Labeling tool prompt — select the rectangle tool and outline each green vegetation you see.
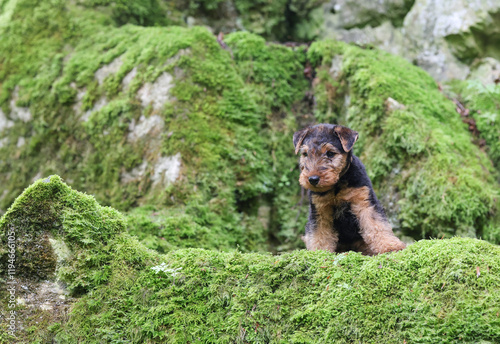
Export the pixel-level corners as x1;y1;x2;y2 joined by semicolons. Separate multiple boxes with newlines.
80;0;326;41
0;0;312;253
308;41;500;242
1;2;500;341
448;80;500;172
1;177;499;343
1;0;499;253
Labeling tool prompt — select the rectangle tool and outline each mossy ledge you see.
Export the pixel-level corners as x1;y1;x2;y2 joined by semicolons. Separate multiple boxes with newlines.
1;0;499;252
1;176;499;343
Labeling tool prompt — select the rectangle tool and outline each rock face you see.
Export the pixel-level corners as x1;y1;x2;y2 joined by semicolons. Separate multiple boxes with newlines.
324;0;414;29
468;57;500;86
322;0;500;81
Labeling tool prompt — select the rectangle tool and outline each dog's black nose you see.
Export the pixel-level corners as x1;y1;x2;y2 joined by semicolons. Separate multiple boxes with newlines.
308;175;320;186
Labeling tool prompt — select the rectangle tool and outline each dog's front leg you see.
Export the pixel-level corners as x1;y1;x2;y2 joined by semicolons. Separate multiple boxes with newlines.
350;202;406;254
303;219;339;252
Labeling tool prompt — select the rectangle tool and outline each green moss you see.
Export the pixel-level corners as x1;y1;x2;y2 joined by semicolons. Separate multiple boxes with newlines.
0;175;143;290
58;238;500;343
308;41;499;242
2;174;500;343
0;1;313;253
448;80;500;172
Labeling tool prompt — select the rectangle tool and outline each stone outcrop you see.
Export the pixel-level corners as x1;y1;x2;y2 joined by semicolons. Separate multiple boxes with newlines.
321;0;500;81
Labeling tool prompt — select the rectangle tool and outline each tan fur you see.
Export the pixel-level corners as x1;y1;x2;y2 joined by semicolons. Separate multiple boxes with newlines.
334;126;359;152
298;145;347;193
303;193;339;252
310;186;406;255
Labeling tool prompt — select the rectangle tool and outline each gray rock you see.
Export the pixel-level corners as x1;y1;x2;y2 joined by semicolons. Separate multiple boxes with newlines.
324;0;414;29
70;82;86;115
385;97;406;112
320;0;500;81
95;57;123;85
468;57;500;86
10;86;32;122
122;66;138;90
323;21;408;58
49;238;72;266
329;55;343;79
137;72;175;111
403;0;500;80
152;153;182;186
127;115;164;143
121;161;148;184
0;108;14;133
16;136;25;148
0;137;8;148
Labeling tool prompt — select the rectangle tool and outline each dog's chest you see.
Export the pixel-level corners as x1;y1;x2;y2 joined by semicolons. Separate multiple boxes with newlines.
332;203;362;243
311;194;362;243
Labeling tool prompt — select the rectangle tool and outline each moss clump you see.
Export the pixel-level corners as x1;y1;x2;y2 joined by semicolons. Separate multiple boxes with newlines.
60;238;500;343
307;41;500;242
2;175;500;343
0;176;154;292
0;176;157;342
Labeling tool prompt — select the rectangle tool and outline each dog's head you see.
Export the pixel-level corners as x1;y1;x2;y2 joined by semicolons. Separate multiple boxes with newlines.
293;124;358;192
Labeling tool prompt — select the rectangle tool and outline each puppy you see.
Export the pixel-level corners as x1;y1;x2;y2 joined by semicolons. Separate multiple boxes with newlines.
293;124;406;255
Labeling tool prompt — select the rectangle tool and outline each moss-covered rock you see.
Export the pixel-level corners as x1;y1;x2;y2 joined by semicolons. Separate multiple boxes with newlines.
60;239;500;343
308;40;500;242
1;177;499;343
1;0;499;256
0;0;313;252
0;176;155;342
0;176;147;292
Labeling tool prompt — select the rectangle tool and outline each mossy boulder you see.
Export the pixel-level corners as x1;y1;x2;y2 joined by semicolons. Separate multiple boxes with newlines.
0;0;312;252
1;177;500;343
1;0;499;254
0;176;146;292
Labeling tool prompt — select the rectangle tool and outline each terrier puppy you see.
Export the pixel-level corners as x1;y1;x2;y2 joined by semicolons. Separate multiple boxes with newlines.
293;124;406;255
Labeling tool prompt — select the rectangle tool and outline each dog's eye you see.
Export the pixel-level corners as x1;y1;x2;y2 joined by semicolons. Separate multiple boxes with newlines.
326;151;335;158
302;152;308;157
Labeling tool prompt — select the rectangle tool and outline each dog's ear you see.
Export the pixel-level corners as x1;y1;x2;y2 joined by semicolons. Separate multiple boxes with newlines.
334;125;359;152
293;127;311;155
